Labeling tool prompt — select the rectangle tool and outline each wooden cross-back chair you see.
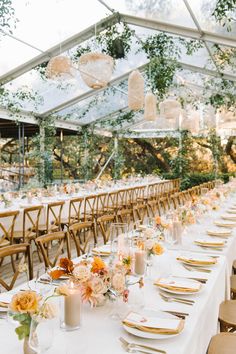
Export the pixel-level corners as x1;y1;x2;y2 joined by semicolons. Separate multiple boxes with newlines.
105;190;119;219
117;189;133;227
0;243;33;291
61;197;84;229
13;205;43;243
36;231;71;269
97;214;116;244
38;201;65;234
69;222;94;256
0;210;19;247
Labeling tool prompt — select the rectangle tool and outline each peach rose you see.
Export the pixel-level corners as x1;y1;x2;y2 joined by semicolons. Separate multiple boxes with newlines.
56;283;70;296
10;291;39;313
152;243;164;255
112;272;125;294
73;265;90;282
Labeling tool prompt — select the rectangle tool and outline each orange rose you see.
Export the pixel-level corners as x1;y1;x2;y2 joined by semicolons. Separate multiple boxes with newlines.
59;258;74;273
10;291;40;313
91;257;106;273
152;243;164;255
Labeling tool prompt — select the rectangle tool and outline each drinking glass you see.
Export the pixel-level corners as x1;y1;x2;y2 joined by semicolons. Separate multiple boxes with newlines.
110;223;128;257
29;269;52;296
29;315;55;353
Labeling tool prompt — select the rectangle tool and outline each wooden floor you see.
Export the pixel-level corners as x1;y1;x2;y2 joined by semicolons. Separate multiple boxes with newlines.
0;235;102;292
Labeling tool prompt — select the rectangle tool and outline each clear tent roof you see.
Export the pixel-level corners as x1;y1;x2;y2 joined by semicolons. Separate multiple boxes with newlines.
0;0;236;135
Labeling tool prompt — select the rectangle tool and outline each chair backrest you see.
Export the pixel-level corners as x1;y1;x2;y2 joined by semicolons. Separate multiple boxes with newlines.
69;222;92;256
36;231;71;269
94;193;107;216
0;210;19;245
84;195;97;221
0;243;32;291
106;191;119;211
68;197;84;225
97;214;115;243
46;201;65;233
23;205;43;241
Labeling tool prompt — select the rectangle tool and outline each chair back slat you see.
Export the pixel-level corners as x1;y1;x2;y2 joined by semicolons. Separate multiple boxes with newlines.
0;210;19;245
0;243;32;291
46;201;65;232
23;205;43;241
36;231;70;269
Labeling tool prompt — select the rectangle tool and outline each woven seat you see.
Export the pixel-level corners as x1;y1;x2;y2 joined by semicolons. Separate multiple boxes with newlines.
207;333;236;354
13;230;36;239
219;300;236;332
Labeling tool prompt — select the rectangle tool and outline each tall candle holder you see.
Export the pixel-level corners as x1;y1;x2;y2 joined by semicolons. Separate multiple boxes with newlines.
60;280;81;331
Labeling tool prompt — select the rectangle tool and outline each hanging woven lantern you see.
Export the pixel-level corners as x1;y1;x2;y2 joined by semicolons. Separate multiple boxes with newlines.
181;110;200;134
204;106;216;129
159;99;181;119
46;56;73;79
128;70;144;111
78;52;114;89
144;92;157;121
220;109;236;122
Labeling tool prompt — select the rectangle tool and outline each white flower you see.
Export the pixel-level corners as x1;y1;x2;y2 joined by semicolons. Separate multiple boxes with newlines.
73;265;90;282
143;228;155;239
90;276;107;295
145;239;154;250
112;272;125;294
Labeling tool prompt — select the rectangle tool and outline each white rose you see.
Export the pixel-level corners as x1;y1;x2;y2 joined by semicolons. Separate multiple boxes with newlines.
73;265;90;282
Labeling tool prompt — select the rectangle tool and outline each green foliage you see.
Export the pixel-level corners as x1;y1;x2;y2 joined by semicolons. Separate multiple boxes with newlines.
212;0;236;31
12;313;31;340
0;0;18;33
96;21;134;59
146;58;180;98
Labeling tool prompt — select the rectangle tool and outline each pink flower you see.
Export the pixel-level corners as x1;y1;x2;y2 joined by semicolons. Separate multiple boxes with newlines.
112;272;125;294
123;289;129;303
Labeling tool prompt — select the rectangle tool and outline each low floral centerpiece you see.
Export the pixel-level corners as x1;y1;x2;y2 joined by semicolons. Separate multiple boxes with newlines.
50;257;143;308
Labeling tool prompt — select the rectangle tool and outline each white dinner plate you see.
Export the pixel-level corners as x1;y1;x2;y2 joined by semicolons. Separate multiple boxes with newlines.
155;277;202;295
122;309;182;339
177;254;217;267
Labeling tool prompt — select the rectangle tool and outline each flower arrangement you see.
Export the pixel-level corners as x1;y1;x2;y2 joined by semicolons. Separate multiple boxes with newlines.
51;257;143;308
145;239;164;257
9;291;58;340
154;216;169;231
178;208;196;226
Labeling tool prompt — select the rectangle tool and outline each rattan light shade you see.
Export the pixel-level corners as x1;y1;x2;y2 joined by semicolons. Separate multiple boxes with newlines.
78;52;114;89
159;99;181;119
128;70;144;111
144;92;157;121
46;56;73;79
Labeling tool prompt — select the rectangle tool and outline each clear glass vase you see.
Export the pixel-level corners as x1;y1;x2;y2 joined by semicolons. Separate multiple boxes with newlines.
28;316;55;354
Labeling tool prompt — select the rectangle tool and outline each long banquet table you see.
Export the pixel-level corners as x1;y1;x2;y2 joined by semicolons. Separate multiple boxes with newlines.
1;186;236;354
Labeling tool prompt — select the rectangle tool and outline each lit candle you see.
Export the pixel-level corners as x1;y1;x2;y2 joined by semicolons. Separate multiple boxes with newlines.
64;281;81;329
27;192;32;204
134;244;146;275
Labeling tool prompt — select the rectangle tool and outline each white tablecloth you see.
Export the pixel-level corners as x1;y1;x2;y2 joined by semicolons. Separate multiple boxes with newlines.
0;189;236;354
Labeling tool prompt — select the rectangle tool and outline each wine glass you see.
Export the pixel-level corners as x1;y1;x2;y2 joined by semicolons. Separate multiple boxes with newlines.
29;269;52;296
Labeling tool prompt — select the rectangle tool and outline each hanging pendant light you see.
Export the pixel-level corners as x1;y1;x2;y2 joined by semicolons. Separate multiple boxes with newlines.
159;99;181;119
46;56;74;79
78;52;114;89
144;92;157;121
128;70;144;111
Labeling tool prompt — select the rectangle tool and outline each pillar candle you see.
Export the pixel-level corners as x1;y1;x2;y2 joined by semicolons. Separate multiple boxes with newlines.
173;221;183;244
64;282;81;328
117;233;125;254
134;249;145;275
